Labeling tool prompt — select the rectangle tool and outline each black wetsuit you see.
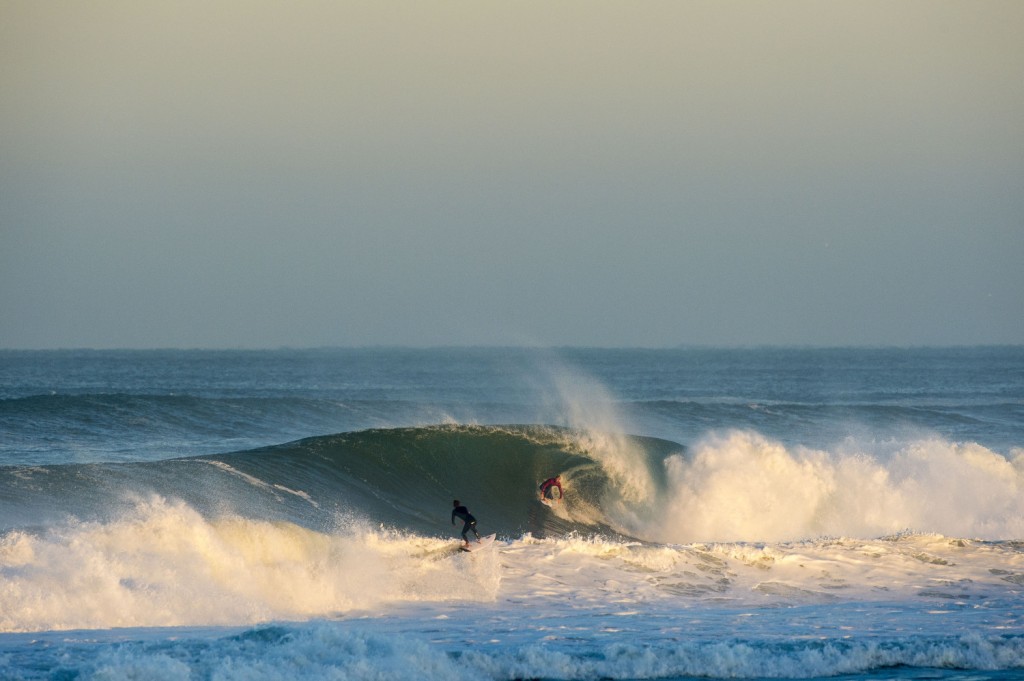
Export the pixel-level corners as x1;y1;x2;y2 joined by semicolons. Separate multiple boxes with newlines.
451;505;480;542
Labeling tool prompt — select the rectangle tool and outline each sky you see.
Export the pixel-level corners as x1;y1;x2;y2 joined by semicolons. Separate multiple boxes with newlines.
1;1;1022;349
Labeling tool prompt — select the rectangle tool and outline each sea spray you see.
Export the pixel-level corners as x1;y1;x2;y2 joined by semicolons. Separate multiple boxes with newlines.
544;362;670;541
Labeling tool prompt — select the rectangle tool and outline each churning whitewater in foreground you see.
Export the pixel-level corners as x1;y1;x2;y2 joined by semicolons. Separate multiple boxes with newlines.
1;347;1022;680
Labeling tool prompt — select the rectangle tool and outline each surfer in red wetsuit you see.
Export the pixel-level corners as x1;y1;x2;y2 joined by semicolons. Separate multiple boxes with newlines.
539;475;563;502
451;500;481;546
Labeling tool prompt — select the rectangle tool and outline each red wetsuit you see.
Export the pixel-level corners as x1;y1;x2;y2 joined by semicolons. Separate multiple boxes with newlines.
539;477;562;499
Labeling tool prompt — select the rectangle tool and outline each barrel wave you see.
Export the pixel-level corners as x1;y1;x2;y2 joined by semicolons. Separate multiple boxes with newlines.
0;424;680;633
0;424;680;541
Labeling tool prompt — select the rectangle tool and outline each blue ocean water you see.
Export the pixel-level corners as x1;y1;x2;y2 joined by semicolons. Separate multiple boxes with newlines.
1;347;1022;680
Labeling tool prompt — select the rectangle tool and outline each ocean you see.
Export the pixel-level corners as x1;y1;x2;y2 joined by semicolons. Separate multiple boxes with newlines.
1;346;1022;680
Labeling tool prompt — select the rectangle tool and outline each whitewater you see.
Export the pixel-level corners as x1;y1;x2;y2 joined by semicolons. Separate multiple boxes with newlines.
1;347;1022;680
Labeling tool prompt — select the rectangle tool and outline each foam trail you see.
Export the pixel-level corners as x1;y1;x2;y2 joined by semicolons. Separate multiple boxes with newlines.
201;459;321;508
655;430;1024;543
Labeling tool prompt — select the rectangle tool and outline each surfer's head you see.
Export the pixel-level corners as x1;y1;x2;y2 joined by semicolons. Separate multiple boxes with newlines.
453;499;460;507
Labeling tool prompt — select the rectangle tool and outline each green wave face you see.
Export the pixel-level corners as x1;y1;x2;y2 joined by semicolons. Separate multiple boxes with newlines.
210;424;684;540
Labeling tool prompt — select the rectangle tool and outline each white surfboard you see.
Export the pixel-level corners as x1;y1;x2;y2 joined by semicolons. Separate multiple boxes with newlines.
460;533;496;552
540;488;563;507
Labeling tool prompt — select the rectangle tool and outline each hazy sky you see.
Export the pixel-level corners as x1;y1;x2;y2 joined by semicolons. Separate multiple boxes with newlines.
2;1;1022;348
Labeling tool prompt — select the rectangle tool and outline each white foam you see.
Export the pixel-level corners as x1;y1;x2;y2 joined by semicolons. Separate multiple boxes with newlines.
28;607;1024;681
9;499;1022;635
0;497;499;633
3;525;1024;678
638;430;1024;543
75;626;1024;679
537;357;1024;544
497;532;1024;610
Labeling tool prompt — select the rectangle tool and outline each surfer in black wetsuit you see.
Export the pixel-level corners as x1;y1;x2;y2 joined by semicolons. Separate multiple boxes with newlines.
451;500;481;546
